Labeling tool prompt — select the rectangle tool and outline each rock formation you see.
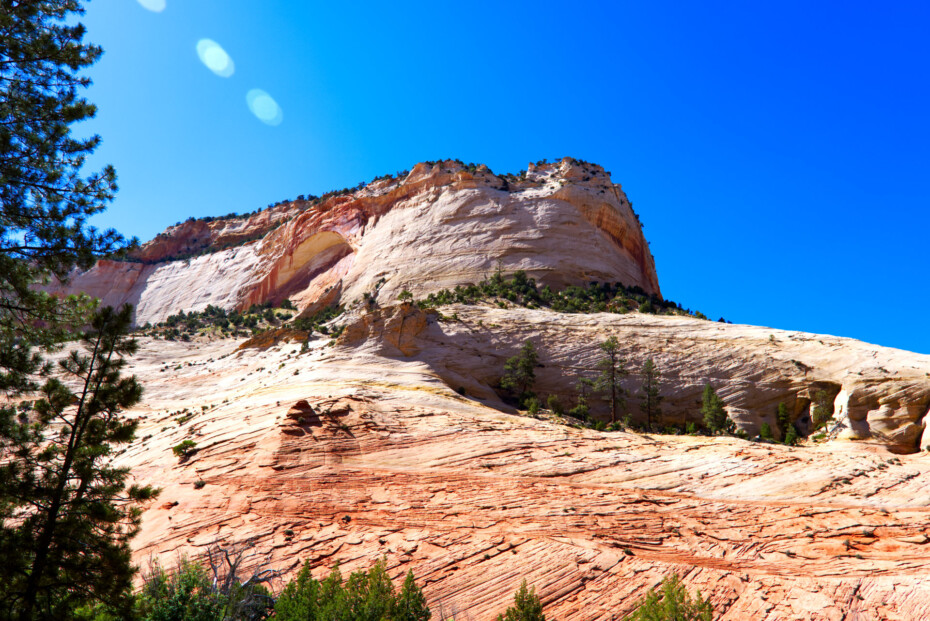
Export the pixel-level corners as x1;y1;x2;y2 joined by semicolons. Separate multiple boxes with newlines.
50;158;930;618
59;158;659;325
340;304;930;454
115;316;930;620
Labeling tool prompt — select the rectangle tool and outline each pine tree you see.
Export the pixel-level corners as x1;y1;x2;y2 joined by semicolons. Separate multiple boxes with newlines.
625;573;712;621
775;402;791;441
274;560;430;621
500;340;539;406
0;305;159;618
0;1;132;397
392;571;431;621
0;5;142;614
497;580;545;621
569;377;595;421
811;390;834;432
596;336;627;424
701;383;731;434
638;358;663;429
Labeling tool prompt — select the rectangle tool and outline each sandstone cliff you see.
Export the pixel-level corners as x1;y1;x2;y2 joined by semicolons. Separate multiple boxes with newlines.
113;315;930;620
59;158;659;325
52;157;930;618
340;304;930;454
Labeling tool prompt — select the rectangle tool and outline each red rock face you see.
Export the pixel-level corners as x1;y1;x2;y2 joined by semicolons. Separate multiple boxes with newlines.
131;203;300;264
56;158;661;324
119;329;930;621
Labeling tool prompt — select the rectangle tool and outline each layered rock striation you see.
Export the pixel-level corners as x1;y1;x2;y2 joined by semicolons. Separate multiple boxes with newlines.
50;157;930;617
59;158;659;325
340;304;930;453
116;321;930;620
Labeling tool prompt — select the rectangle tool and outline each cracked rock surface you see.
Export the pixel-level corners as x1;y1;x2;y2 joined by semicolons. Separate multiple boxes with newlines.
117;306;930;620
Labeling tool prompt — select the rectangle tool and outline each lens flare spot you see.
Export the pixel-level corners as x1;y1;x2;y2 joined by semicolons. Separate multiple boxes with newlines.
246;89;283;126
137;0;166;12
196;39;234;78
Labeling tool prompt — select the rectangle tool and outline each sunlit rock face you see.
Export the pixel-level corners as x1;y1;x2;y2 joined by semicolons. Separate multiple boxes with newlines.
52;157;930;618
57;158;660;325
116;311;930;620
337;303;930;454
55;158;930;452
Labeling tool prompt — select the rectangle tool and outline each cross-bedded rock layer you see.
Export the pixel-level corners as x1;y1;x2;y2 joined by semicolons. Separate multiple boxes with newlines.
59;158;659;325
117;304;930;620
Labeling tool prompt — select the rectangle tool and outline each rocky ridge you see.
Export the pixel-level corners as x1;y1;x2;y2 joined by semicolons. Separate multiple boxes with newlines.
52;158;930;618
115;309;930;620
61;158;659;325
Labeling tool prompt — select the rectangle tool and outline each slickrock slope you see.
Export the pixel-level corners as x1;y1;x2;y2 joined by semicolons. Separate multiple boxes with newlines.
340;304;930;454
115;303;930;620
59;158;659;325
54;157;930;617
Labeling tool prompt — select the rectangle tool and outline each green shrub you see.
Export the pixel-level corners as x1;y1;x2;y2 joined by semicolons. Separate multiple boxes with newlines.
568;403;589;421
136;547;275;621
760;422;773;440
135;559;227;621
546;394;563;415
496;580;545;621
422;272;710;320
275;560;430;621
172;439;198;458
625;574;712;620
526;397;540;415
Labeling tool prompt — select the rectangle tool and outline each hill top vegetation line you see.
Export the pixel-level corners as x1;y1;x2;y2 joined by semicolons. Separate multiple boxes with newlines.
422;268;725;322
111;157;626;265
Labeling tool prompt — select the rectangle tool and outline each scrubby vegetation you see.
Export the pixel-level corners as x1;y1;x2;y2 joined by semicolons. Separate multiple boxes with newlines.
172;439;198;459
138;300;344;343
496;580;545;621
495;337;799;445
423;269;718;321
624;574;713;621
94;549;562;621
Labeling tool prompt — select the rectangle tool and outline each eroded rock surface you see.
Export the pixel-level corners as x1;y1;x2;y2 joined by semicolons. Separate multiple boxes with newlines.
57;158;659;325
116;310;930;620
340;304;930;454
51;157;930;617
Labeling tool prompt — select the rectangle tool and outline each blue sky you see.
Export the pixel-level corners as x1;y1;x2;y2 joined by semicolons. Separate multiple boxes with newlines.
80;1;929;353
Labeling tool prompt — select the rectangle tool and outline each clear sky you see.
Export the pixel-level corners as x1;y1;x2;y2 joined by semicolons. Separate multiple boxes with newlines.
79;1;929;353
